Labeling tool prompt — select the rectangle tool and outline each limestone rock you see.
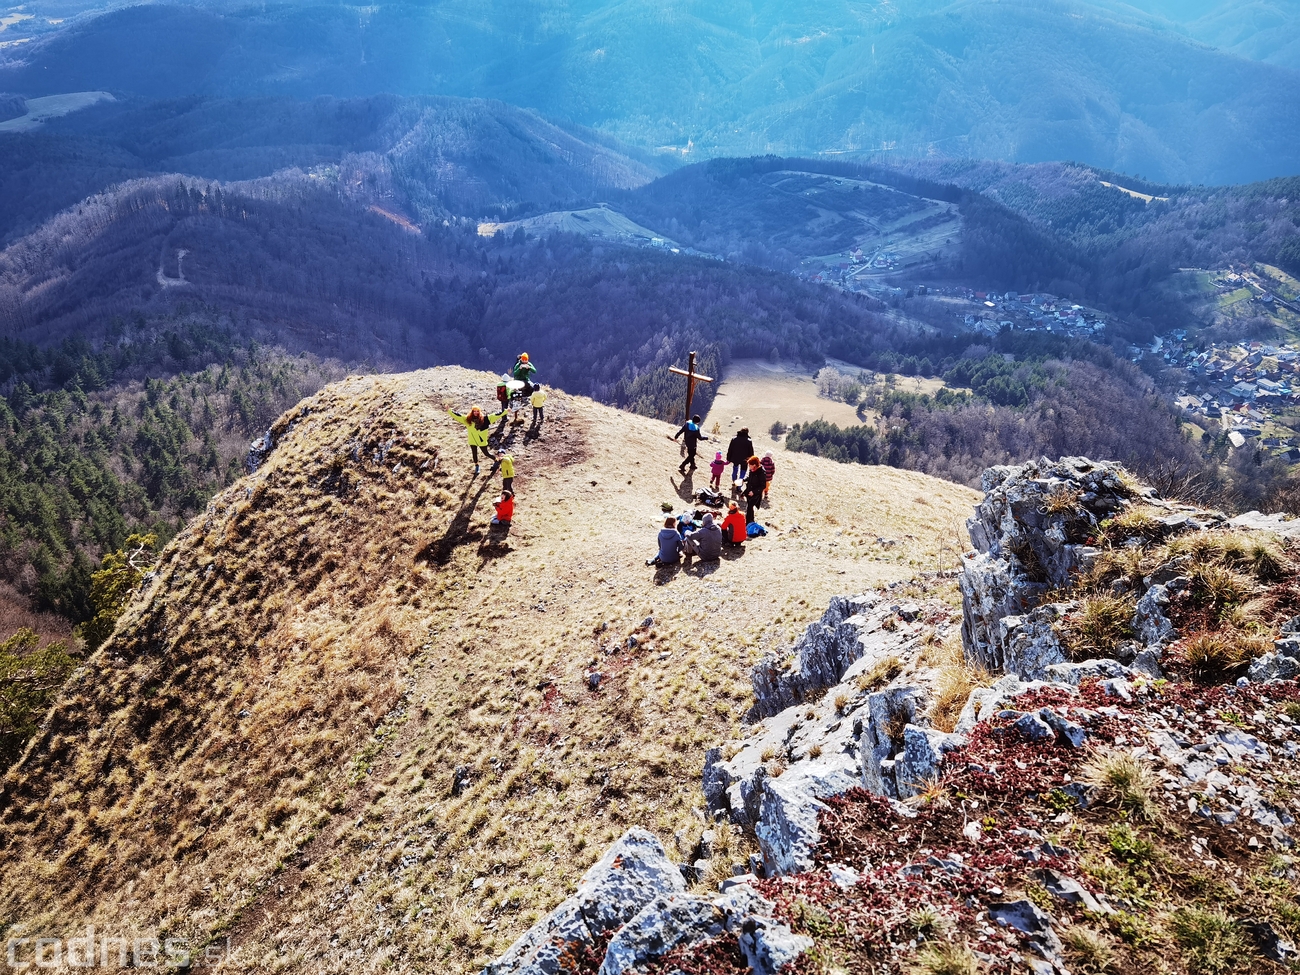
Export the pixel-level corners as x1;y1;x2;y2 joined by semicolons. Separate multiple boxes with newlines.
894;725;967;798
484;828;685;974
1134;584;1177;647
599;893;722;975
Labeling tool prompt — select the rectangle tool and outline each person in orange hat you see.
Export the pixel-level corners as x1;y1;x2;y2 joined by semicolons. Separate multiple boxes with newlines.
512;352;538;393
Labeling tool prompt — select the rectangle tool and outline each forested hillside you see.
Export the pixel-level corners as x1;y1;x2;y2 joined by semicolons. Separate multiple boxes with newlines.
5;0;1300;184
0;94;659;243
0;333;341;626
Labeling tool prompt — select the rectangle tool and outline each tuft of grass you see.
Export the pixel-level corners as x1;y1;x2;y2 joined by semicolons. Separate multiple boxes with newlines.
1061;595;1136;660
1063;925;1115;974
1189;564;1256;613
1106;822;1158;865
857;654;903;692
909;941;978;975
833;690;854;714
1101;507;1164;544
1168;907;1253;975
1181;631;1259;684
1246;539;1290;582
1042;487;1085;515
1283;701;1300;723
1082;749;1161;821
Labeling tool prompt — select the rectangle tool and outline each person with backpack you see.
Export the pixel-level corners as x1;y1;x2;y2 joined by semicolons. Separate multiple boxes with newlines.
743;455;767;523
720;502;747;546
448;405;507;473
726;428;754;485
672;414;708;475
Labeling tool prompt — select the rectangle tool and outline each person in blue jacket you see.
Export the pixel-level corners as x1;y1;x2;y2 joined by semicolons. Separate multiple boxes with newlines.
672;414;707;475
646;516;683;566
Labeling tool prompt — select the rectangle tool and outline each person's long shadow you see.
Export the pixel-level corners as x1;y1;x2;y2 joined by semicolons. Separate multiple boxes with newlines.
683;557;722;578
670;472;696;503
420;476;494;565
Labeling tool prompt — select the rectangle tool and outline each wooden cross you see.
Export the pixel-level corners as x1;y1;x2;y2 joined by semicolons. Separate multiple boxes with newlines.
669;351;715;421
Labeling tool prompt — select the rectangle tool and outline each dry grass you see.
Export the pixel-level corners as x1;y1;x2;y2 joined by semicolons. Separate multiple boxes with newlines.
1181;630;1267;683
909;941;979;975
1041;486;1085;514
1060;594;1136;660
857;654;904;692
1063;924;1115;973
0;367;980;975
1082;749;1162;822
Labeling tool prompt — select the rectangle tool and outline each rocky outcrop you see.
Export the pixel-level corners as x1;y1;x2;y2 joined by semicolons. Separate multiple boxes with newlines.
484;828;686;974
485;830;809;975
747;592;925;719
959;457;1228;678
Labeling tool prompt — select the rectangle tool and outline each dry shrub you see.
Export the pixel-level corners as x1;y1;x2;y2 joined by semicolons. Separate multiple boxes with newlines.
909;941;978;975
1063;924;1115;974
928;664;989;734
1042;487;1085;515
1188;564;1256;613
1101;508;1164;544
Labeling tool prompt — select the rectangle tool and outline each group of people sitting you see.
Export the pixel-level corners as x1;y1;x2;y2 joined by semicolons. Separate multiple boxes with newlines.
646;500;751;567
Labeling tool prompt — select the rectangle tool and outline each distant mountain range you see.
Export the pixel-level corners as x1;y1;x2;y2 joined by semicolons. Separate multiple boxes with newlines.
3;0;1300;184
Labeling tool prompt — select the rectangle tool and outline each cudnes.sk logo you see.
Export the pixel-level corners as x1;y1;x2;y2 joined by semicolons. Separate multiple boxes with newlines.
4;928;230;969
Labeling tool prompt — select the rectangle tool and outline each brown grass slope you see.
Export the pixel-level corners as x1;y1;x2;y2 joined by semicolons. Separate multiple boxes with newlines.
0;366;978;972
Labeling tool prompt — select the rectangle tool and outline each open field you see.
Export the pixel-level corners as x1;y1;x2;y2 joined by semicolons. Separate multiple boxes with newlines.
0;90;114;132
702;358;865;444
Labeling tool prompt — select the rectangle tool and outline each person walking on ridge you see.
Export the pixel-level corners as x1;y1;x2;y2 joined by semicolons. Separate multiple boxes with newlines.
726;428;754;487
672;413;707;475
448;405;507;473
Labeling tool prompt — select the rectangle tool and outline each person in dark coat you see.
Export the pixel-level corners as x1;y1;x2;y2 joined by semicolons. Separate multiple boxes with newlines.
726;428;754;484
684;512;723;561
672;414;707;474
743;455;767;524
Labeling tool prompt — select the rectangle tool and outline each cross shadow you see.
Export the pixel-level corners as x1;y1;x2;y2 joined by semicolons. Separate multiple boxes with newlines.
420;476;494;565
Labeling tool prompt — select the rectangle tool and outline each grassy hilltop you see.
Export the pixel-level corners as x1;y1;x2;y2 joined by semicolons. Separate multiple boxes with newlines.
0;366;977;972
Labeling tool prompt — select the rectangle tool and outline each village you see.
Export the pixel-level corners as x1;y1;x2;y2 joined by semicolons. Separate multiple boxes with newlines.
800;244;1300;467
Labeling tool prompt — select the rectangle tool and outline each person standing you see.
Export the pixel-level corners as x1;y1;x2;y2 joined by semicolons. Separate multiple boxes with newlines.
498;453;515;494
448;405;507;473
530;385;547;430
708;451;726;491
512;352;538;393
672;414;707;475
726;428;754;485
760;452;776;500
743;455;767;524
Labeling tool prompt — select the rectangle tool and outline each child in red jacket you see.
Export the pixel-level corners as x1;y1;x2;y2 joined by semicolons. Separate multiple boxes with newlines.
492;490;514;525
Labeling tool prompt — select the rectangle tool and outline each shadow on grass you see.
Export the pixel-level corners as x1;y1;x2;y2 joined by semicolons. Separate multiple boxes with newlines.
670;473;696;504
419;475;494;565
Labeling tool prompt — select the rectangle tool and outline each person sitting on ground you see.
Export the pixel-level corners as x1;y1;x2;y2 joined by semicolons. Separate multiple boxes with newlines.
491;489;514;526
743;455;767;524
684;511;723;561
721;501;747;546
760;452;776;500
676;511;695;540
646;515;683;566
